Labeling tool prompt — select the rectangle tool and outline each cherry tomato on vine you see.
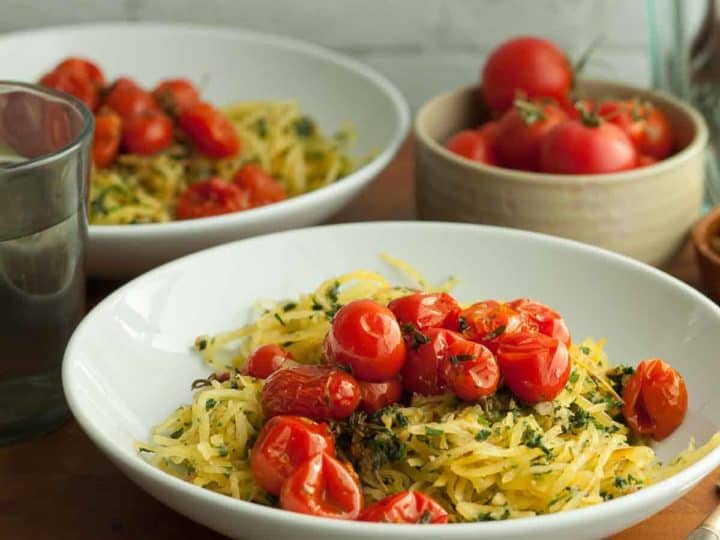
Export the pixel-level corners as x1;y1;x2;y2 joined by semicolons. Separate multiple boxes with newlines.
250;415;335;495
359;490;449;524
175;177;249;220
280;452;363;520
358;378;403;414
178;101;240;159
233;164;287;207
459;300;530;352
622;358;688;441
401;328;463;396
507;298;570;347
444;129;497;165
388;292;461;332
152;78;200;115
121;110;173;155
246;344;292;379
324;300;406;382
598;100;673;160
92;108;122;168
441;338;500;401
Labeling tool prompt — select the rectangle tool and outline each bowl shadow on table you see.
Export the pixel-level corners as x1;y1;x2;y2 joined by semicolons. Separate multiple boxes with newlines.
414;79;708;268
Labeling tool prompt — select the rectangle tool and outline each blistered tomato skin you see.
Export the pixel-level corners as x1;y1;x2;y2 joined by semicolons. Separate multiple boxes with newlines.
459;300;531;352
442;339;501;401
622;358;688;441
508;298;571;347
358;378;403;414
388;292;461;332
402;328;464;396
246;344;292;379
358;490;449;524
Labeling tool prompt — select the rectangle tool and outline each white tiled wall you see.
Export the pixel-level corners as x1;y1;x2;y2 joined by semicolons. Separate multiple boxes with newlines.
1;0;651;110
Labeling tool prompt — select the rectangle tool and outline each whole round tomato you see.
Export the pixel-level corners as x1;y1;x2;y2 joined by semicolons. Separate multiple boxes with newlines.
459;300;530;352
481;36;572;114
121;111;173;155
598;100;673;159
444;129;497;165
495;100;567;171
262;365;360;421
358;490;449;524
56;57;105;88
401;328;463;396
442;338;500;401
39;70;98;110
358;378;403;414
622;358;687;441
388;292;460;333
92;108;122;169
233;164;287;207
103;83;157;120
637;154;657;168
152;78;200;115
280;452;363;520
507;298;570;347
175;177;249;220
250;415;335;495
178;101;240;159
324;300;406;382
495;332;571;403
246;344;293;379
539;119;637;174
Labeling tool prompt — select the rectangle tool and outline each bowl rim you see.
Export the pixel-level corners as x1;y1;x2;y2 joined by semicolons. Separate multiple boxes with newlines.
63;220;720;537
0;21;411;239
692;204;720;267
414;80;708;185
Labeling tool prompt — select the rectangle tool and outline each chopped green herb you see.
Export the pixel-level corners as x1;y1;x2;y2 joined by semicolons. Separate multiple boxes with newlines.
522;428;552;455
569;370;580;384
294;116;315;137
425;427;444;437
197;338;208;351
475;429;491;441
311;296;323;310
218;447;229;457
254;117;268;138
418;510;433;524
327;281;340;303
401;323;430;349
476;509;510;521
170;428;184;439
449;354;474;364
138;447;154;453
580;346;591;355
274;313;286;326
484;325;506;340
282;302;297;312
205;398;217;411
282;341;295;348
457;316;469;332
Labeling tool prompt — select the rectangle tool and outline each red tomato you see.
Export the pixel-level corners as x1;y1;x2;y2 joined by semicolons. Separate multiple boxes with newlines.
495;100;567;171
442;339;500;401
175;177;249;220
358;378;403;414
622;358;688;441
507;298;570;347
481;36;572;114
359;490;448;524
178;101;240;159
280;453;363;520
444;129;497;165
495;332;571;403
388;292;461;332
246;344;293;379
637;154;658;167
92;108;122;169
539;119;637;174
262;365;360;421
459;300;531;352
121;111;173;155
598;100;674;159
56;57;105;88
402;328;463;396
39;70;98;110
103;82;157;120
478;121;500;145
250;415;335;495
324;300;406;382
152;78;200;115
233;164;287;207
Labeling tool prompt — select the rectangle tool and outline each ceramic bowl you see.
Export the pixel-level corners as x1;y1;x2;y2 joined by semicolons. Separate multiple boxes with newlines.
415;80;708;266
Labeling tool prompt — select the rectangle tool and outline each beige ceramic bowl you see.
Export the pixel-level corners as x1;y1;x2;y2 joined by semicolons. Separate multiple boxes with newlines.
415;80;708;266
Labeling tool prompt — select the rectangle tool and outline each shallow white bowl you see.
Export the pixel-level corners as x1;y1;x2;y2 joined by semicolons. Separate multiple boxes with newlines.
63;222;720;540
0;23;409;278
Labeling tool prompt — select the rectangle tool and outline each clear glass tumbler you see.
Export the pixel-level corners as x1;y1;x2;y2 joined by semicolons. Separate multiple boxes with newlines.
0;82;93;445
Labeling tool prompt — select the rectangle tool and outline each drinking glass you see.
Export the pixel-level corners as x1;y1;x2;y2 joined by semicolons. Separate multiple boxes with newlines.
0;82;93;444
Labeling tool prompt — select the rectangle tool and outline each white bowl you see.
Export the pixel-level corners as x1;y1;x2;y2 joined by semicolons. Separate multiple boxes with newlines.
0;23;409;278
63;221;720;540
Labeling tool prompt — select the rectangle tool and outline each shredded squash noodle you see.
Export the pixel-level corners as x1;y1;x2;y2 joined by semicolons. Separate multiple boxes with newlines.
138;259;720;522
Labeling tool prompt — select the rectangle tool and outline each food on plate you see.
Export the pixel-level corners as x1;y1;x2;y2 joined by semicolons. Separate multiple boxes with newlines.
39;57;363;224
445;36;675;173
138;259;719;523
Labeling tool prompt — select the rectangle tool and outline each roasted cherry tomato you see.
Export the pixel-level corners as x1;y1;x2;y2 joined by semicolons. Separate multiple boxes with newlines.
178;101;240;159
388;292;461;333
481;36;572;114
121;110;173;155
358;378;403;414
152;78;200;115
55;57;105;88
175;177;249;220
459;300;530;352
402;328;463;396
444;129;497;165
250;415;335;495
280;452;363;520
442;338;500;401
246;344;293;379
262;365;360;421
638;154;657;167
507;298;570;347
495;332;570;403
358;490;449;524
233;164;287;207
324;300;406;382
92;108;122;168
622;358;688;441
598;100;674;160
39;70;98;110
495;100;567;171
103;82;157;120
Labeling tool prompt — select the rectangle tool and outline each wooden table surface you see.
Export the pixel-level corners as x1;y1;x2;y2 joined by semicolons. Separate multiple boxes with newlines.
2;138;717;539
